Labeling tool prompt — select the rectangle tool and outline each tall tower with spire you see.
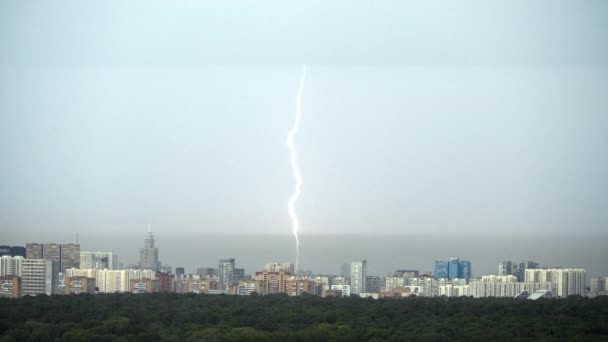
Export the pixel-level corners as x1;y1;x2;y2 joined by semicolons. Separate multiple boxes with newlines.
139;224;160;271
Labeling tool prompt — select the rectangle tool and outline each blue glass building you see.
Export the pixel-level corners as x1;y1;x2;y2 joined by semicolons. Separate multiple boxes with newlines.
434;257;472;280
434;261;449;279
459;261;472;280
448;257;460;279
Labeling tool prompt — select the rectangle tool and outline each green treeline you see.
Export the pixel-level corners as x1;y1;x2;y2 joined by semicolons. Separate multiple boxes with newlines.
1;294;607;341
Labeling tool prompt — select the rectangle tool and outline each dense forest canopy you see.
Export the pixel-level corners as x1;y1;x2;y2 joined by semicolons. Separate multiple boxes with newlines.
1;294;607;341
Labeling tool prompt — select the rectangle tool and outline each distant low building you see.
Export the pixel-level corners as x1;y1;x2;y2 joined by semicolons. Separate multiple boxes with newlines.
385;277;405;292
590;276;608;297
130;278;158;293
187;279;216;294
64;276;96;295
365;276;382;293
287;278;320;296
439;284;469;297
238;279;257;295
156;272;175;292
330;284;350;297
0;275;20;298
381;286;424;298
254;270;290;295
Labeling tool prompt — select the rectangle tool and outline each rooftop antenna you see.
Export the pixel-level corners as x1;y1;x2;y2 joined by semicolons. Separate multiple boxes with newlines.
148;223;151;233
76;232;79;244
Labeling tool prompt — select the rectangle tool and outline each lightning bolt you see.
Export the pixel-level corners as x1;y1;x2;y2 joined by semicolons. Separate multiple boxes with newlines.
287;64;306;274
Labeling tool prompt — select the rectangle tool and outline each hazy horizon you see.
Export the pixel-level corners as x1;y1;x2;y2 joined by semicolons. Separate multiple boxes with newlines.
3;231;607;280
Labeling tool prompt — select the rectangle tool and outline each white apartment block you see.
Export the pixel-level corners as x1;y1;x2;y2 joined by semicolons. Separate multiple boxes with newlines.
331;284;351;297
65;268;157;293
468;280;552;298
0;256;23;277
385;277;405;292
439;284;470;297
21;259;53;296
350;260;367;294
525;268;586;297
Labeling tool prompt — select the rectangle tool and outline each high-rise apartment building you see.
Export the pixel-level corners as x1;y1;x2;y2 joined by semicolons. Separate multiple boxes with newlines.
43;243;61;264
286;278;320;296
65;268;157;293
139;227;160;271
525;268;586;297
0;256;23;277
21;259;55;296
254;270;290;295
156;272;176;292
237;279;257;295
365;276;382;293
233;268;246;282
385;277;405;292
219;258;235;286
340;263;351;281
498;261;513;276
518;261;539;282
468;275;553;298
60;244;80;271
350;260;367;294
24;243;81;273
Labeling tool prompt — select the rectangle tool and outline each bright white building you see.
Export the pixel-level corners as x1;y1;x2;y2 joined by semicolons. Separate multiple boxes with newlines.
350;260;367;294
331;284;351;297
468;274;554;298
525;268;586;297
385;277;405;292
0;256;23;277
439;284;469;297
21;259;54;296
65;268;157;293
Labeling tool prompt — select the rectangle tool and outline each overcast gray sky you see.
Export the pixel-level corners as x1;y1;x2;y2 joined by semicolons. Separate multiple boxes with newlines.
1;0;607;235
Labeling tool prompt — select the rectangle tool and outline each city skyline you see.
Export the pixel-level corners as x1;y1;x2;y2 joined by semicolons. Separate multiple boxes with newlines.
3;229;606;279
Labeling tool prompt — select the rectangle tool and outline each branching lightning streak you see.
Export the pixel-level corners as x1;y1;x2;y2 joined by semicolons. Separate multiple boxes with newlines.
287;64;306;274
